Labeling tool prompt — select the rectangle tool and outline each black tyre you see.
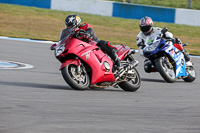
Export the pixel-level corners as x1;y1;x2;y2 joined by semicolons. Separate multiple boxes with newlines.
118;68;140;92
61;64;90;90
155;57;176;83
183;66;196;82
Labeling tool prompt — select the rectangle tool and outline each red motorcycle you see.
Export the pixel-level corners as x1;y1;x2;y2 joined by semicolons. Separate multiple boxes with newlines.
51;30;141;91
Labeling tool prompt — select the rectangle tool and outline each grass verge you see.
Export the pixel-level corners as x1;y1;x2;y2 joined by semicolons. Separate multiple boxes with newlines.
0;3;200;55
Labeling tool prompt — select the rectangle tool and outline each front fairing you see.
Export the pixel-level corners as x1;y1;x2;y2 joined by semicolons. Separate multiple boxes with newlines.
143;37;169;58
54;30;74;58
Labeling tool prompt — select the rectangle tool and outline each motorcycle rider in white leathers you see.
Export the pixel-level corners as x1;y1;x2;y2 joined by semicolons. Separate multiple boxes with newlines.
136;16;191;72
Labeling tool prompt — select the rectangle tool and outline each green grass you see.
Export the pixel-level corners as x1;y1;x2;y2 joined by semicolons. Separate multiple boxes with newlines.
110;0;200;10
0;3;200;55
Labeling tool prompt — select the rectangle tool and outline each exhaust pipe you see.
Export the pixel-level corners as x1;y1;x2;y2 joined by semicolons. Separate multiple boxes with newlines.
128;60;139;69
115;60;139;80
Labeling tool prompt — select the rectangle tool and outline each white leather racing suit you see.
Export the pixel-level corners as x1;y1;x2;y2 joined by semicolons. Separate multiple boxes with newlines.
136;27;173;56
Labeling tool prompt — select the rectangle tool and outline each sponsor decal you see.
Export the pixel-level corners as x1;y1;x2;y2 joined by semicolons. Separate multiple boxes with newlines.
81;50;92;60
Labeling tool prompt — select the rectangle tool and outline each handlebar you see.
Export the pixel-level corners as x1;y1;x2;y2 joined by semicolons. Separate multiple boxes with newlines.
75;29;91;42
161;27;168;34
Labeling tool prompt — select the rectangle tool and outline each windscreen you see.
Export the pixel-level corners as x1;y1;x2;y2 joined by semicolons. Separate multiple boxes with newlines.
59;29;74;43
143;33;162;52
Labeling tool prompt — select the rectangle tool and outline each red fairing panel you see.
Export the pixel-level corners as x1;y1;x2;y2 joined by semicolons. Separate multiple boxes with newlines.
77;45;115;84
60;59;81;70
60;38;115;84
115;44;130;60
174;43;183;51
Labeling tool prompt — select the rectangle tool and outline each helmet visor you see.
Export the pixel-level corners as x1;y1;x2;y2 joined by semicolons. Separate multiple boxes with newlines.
140;26;152;35
140;26;151;32
66;22;75;29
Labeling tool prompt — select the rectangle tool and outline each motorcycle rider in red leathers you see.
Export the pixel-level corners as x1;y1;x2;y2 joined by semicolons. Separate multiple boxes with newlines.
136;16;191;72
58;14;123;69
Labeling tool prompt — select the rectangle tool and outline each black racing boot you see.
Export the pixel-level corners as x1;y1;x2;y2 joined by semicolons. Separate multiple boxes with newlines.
108;49;123;70
114;58;123;70
144;59;153;73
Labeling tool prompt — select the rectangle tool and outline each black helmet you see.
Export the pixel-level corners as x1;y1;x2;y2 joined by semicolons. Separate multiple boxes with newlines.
65;14;81;29
139;16;153;35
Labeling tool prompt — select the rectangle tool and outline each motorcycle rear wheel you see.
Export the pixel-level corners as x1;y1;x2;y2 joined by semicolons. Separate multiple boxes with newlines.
118;68;140;92
61;64;90;90
155;56;176;83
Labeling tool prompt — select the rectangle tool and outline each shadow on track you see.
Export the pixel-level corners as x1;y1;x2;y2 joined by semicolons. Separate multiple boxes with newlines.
87;88;124;92
0;81;125;92
141;78;166;83
141;78;186;83
0;81;73;90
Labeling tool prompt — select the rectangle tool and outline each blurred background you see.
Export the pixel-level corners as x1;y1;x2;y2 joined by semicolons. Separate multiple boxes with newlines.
110;0;198;9
0;0;200;55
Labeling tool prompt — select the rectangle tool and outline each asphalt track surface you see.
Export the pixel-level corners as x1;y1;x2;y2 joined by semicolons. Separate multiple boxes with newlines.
0;39;200;133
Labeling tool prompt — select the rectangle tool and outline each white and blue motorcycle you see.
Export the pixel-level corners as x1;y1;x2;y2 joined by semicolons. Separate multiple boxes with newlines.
139;28;196;83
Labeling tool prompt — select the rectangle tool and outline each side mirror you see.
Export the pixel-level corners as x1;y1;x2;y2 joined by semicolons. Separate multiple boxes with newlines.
50;43;56;50
161;27;168;34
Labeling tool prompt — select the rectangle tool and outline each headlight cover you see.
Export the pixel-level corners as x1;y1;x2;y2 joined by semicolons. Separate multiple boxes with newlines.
144;41;160;52
55;43;65;56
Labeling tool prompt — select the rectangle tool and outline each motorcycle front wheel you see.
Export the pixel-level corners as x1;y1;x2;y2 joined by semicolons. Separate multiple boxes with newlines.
118;68;141;92
155;56;176;83
183;66;196;82
61;64;90;90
